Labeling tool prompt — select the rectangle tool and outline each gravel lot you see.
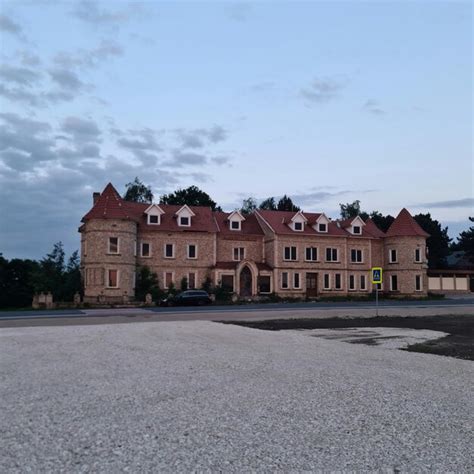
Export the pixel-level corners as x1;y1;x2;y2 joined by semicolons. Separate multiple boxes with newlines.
1;320;473;472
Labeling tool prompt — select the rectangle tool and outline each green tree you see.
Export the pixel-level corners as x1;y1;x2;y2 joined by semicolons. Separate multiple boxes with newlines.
160;185;221;210
62;251;82;301
277;195;300;212
369;211;395;233
339;200;369;220
180;276;188;291
240;197;257;215
124;177;153;203
135;266;162;301
259;197;277;210
413;213;451;268
452;217;474;263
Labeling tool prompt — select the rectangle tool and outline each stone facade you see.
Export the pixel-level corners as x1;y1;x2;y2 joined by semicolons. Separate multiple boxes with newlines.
79;184;429;302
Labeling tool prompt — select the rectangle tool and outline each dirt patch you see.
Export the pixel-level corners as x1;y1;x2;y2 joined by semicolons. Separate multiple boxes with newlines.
221;315;474;360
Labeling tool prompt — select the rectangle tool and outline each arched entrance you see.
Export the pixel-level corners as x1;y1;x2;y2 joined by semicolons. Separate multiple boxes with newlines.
239;266;252;297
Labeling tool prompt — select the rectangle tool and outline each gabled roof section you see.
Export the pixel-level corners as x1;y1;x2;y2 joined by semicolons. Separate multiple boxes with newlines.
364;218;386;238
214;211;264;236
315;213;329;224
175;204;196;217
290;210;308;223
227;210;246;222
82;183;131;221
385;208;429;238
144;203;165;215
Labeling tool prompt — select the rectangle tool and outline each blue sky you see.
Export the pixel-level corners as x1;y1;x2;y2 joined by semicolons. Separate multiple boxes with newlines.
0;0;472;259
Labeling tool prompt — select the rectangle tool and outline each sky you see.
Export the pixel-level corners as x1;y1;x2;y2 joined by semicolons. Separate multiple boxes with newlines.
0;0;472;260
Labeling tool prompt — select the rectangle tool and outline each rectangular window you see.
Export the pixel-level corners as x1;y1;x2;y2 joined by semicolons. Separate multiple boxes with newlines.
415;248;421;263
360;275;366;290
353;225;361;234
305;247;318;261
389;249;397;263
335;273;342;290
179;216;190;226
294;222;303;231
149;214;159;224
221;275;234;291
164;272;173;289
349;274;355;290
293;272;301;289
230;220;240;230
188;272;196;289
323;274;330;290
187;244;197;259
281;272;289;289
415;275;422;291
108;237;119;254
325;248;338;262
258;276;271;293
141;242;150;257
350;249;363;263
390;275;398;291
134;240;137;257
107;269;118;288
233;247;245;261
318;223;327;232
165;244;174;258
284;246;297;261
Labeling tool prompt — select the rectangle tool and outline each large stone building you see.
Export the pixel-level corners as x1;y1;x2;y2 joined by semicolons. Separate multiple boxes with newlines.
79;183;429;303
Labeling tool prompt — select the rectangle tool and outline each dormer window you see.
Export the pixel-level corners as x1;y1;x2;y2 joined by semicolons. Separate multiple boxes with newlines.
315;214;329;233
318;223;327;232
230;220;241;231
148;214;160;225
144;203;164;225
180;216;190;226
175;205;195;227
294;222;303;231
290;211;307;232
227;210;245;231
353;226;361;234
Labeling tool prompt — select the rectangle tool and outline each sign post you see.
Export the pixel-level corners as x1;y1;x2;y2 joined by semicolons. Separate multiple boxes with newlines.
371;267;383;317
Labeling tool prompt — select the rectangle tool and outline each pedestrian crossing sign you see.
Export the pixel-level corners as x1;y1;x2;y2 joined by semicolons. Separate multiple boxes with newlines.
371;267;383;284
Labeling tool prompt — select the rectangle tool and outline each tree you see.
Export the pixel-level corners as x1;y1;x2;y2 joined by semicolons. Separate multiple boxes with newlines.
452;217;474;263
240;197;257;215
339;200;369;221
124;177;153;203
277;195;300;212
259;197;277;210
135;266;162;301
160;185;221;210
62;251;82;301
413;213;451;268
369;211;395;233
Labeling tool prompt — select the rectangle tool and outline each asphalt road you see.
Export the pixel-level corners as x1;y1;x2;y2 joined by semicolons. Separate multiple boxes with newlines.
0;298;473;329
1;320;473;472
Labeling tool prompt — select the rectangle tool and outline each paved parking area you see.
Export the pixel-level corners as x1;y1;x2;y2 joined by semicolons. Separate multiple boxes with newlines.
1;320;473;472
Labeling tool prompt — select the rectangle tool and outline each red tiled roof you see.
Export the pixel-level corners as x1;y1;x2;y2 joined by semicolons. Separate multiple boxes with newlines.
385;208;429;238
363;218;386;238
82;183;218;233
213;211;264;236
257;210;348;237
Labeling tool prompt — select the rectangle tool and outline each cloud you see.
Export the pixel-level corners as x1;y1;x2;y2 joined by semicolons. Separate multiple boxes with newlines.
413;198;474;209
72;0;141;26
250;81;275;93
61;116;102;143
211;156;231;166
300;77;346;104
165;151;208;167
0;64;41;86
227;3;252;22
18;51;41;66
0;83;41;107
175;125;227;149
48;68;88;92
363;99;385;115
0;14;24;40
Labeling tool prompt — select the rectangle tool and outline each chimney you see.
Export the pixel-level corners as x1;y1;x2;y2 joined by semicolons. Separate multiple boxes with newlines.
93;192;100;205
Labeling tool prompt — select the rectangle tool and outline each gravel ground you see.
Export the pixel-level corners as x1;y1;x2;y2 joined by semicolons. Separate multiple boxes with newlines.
1;321;473;472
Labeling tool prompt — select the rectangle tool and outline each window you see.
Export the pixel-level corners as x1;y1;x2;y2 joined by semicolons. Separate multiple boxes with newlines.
294;222;303;231
353;225;361;234
134;240;137;257
415;248;422;263
165;244;174;258
187;244;197;259
164;272;174;289
281;272;289;289
221;275;234;291
107;269;118;288
179;216;190;226
351;249;363;263
415;275;422;291
349;274;355;290
360;275;367;290
335;273;342;290
233;247;245;261
141;242;151;257
148;214;159;225
108;237;119;254
323;274;330;290
258;276;271;293
318;223;327;232
188;272;196;289
389;249;397;263
325;248;338;262
284;246;297;261
230;220;240;230
293;273;301;289
390;274;398;291
305;247;318;261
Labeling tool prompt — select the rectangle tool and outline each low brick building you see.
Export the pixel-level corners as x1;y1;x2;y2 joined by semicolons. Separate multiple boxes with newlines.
79;183;429;303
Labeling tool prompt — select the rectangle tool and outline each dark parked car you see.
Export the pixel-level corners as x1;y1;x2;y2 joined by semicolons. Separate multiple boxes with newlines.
160;290;212;307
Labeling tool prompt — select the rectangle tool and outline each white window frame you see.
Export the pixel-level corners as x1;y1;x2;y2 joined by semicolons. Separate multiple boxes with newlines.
107;269;119;288
348;274;356;291
179;216;191;227
281;272;289;289
188;271;197;289
230;220;241;231
148;214;160;225
164;243;175;259
293;272;301;289
415;274;423;292
389;249;398;263
334;273;342;290
293;221;304;232
318;223;328;233
390;274;398;291
352;225;361;235
134;239;137;257
360;274;367;291
108;237;119;254
233;247;245;261
163;271;175;289
141;242;151;258
325;247;339;262
350;249;363;263
305;247;318;262
323;273;331;290
415;248;422;263
283;246;297;261
187;244;197;259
